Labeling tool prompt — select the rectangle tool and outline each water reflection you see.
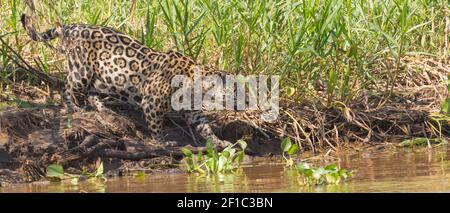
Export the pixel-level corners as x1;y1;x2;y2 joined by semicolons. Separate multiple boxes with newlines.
2;145;450;192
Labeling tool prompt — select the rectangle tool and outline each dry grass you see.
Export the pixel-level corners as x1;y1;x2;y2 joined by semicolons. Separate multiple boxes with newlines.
212;57;450;152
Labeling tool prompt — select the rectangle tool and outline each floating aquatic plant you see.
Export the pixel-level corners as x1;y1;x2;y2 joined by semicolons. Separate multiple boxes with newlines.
280;137;299;167
296;162;351;186
46;160;107;185
181;138;247;175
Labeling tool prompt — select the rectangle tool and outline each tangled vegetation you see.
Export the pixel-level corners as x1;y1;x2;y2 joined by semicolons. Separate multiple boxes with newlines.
1;1;448;151
0;0;449;185
1;0;447;101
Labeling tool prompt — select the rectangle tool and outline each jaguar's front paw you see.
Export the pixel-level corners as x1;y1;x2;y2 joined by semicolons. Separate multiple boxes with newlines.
143;138;178;148
70;105;87;113
163;141;178;147
210;139;233;150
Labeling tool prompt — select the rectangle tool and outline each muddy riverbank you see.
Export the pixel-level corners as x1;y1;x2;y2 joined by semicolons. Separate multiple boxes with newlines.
0;97;280;186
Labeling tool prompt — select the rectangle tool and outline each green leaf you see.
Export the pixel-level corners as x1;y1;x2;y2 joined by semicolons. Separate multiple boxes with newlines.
313;168;326;179
401;138;447;147
296;162;351;185
181;147;193;157
399;139;412;147
324;164;337;171
339;169;349;179
206;138;214;155
442;98;450;115
236;139;247;150
46;164;64;179
186;158;194;169
95;162;104;177
280;137;292;152
70;177;79;185
327;69;338;96
399;138;429;147
221;150;231;158
14;98;32;108
286;87;295;97
197;151;203;162
196;166;206;174
209;157;217;173
287;143;299;155
218;156;227;171
447;75;450;92
227;147;236;157
296;162;310;173
135;171;145;178
303;169;313;178
235;151;244;164
325;173;340;184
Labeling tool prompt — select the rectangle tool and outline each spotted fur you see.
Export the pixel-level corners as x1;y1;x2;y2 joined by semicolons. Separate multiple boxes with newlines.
21;14;230;148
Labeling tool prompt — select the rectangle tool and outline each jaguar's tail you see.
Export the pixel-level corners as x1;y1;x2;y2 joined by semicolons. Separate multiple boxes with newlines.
21;13;61;42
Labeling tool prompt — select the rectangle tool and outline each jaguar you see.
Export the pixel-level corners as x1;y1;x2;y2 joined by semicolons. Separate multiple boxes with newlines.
21;13;231;148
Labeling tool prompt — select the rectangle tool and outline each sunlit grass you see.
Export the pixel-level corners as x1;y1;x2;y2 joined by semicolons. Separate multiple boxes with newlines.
0;0;447;106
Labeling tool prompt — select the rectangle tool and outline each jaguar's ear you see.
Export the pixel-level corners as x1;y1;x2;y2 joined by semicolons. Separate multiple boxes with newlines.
55;21;62;27
20;13;31;30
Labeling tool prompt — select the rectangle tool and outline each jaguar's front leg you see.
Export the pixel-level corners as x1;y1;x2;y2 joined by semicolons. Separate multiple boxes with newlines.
62;83;84;114
87;90;117;115
141;93;177;147
63;63;93;114
182;110;232;149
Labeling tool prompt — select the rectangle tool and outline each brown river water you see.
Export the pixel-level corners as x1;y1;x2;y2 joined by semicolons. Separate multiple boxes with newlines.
1;145;450;193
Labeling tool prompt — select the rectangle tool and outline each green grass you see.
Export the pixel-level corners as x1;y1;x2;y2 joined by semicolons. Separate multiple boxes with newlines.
0;0;448;106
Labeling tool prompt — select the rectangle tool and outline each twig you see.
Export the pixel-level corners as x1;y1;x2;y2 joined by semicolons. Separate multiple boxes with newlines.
98;148;182;160
169;118;199;145
243;114;270;139
56;135;124;164
0;37;63;89
283;109;315;152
